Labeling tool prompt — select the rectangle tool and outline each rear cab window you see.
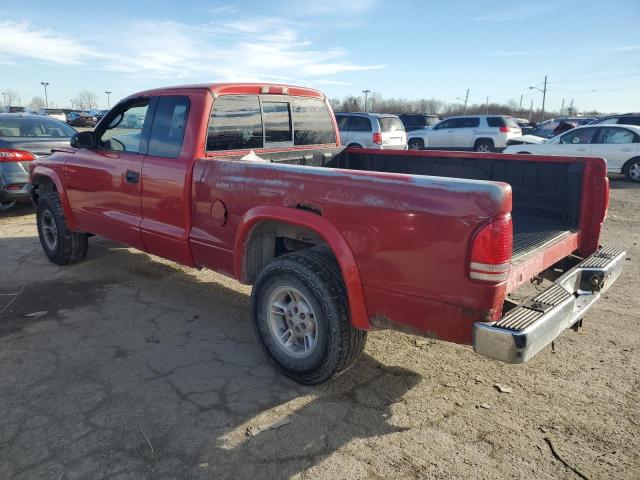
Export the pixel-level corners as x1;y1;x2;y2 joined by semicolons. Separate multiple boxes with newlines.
206;94;336;152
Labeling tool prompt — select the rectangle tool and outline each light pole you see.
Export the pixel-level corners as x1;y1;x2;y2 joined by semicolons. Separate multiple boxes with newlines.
105;90;112;109
41;82;50;108
459;88;470;113
362;90;370;112
560;98;565;116
529;75;547;121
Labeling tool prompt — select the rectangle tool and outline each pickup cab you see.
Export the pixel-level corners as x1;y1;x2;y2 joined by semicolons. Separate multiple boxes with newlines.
29;83;624;385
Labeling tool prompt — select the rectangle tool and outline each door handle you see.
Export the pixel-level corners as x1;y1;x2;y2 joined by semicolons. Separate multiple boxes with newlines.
125;170;139;184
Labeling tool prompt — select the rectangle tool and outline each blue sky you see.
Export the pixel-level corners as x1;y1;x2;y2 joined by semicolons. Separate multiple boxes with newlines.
1;0;639;112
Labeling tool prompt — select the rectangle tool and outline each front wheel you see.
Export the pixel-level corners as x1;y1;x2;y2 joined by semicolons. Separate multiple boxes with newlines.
36;192;88;265
251;250;367;385
408;139;424;150
624;158;640;183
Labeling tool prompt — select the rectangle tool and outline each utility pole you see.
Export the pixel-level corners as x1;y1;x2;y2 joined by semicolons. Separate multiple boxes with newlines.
568;99;574;116
560;98;565;116
41;81;50;108
529;74;547;121
529;99;533;121
18;99;21;107
541;75;547;121
105;90;112;109
463;88;469;114
518;94;523;113
485;96;489;115
362;89;370;112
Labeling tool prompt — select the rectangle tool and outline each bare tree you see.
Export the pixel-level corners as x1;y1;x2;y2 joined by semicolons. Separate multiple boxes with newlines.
29;96;46;110
74;90;98;111
2;89;18;107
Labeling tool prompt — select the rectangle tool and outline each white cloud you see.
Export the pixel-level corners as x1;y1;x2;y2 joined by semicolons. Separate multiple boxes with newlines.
474;5;552;22
606;45;640;52
196;4;239;15
286;0;377;15
0;17;382;82
0;21;97;64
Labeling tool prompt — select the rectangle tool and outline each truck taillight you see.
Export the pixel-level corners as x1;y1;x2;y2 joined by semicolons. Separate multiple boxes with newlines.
469;215;512;282
373;132;383;145
0;149;36;162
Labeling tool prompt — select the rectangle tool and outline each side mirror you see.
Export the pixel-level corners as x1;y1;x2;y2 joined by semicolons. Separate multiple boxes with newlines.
70;131;96;149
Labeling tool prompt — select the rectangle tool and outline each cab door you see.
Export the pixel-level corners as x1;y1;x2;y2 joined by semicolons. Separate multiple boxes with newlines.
64;98;151;249
139;93;198;265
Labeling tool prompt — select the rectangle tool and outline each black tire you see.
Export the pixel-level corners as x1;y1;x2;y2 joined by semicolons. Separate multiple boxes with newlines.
623;157;640;183
251;250;367;385
408;138;424;150
0;201;16;212
474;139;494;152
36;192;88;265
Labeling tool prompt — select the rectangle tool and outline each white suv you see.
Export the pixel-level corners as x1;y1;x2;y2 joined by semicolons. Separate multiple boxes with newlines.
407;115;521;152
335;113;407;150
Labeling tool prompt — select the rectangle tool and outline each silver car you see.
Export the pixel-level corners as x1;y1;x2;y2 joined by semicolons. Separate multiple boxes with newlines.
335;113;407;150
0;114;76;211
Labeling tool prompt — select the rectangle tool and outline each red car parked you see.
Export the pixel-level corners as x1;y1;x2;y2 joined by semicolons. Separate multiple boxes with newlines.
29;83;624;384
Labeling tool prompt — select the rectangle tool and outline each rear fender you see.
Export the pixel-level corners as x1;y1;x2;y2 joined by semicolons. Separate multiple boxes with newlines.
234;206;370;330
30;166;77;231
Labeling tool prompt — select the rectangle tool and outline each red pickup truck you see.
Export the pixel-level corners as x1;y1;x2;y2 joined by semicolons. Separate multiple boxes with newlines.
29;83;625;384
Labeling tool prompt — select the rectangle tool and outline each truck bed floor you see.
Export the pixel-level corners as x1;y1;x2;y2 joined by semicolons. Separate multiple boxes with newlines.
512;216;572;260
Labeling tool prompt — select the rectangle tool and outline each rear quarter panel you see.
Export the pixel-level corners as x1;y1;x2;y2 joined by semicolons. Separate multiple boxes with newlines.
190;159;512;342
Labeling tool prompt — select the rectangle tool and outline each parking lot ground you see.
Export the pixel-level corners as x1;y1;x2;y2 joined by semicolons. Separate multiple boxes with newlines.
0;178;639;480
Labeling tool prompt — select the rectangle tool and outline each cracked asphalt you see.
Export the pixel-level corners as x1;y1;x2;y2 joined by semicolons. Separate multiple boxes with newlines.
0;178;639;479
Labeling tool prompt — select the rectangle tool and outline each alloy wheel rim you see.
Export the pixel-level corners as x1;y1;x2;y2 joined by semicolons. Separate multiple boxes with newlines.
41;210;58;251
477;145;491;152
267;286;318;358
630;162;640;180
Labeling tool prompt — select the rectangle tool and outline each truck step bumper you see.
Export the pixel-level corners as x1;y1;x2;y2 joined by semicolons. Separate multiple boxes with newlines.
473;246;625;364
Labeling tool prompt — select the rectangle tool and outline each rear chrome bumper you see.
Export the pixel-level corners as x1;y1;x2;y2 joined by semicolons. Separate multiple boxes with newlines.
473;246;625;364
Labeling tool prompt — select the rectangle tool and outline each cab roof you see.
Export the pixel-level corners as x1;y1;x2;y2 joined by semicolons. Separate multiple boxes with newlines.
128;83;326;100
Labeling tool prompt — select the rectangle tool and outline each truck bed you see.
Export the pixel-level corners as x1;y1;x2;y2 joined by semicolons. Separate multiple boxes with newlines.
250;145;585;272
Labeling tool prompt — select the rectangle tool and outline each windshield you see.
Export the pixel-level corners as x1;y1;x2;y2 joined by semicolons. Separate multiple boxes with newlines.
378;117;405;132
0;117;76;138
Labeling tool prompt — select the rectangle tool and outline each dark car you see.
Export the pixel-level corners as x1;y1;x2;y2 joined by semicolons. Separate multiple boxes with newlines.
528;117;597;139
0;113;76;211
66;112;97;127
95;110;110;122
589;113;640;126
398;113;441;132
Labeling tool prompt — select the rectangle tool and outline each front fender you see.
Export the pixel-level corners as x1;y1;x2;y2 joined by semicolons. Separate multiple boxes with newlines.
30;166;77;231
234;206;370;330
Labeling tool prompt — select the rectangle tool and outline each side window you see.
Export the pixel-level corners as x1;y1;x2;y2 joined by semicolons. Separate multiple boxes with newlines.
349;116;372;132
486;117;505;127
335;115;349;130
435;119;451;129
263;102;292;144
207;95;263;151
99;100;150;153
559;128;596;144
463;117;480;128
597;127;638;144
148;96;190;158
292;97;336;145
446;118;466;128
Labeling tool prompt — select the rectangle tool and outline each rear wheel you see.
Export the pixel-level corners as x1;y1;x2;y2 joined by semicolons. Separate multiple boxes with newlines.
474;139;494;152
624;158;640;183
251;250;367;385
0;201;16;212
36;192;88;265
408;138;424;150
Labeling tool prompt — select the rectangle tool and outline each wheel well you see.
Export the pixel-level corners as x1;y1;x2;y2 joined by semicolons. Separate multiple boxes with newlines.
30;175;57;203
517;151;532;154
347;143;362;148
621;156;640;174
408;138;424;145
244;220;332;283
474;138;494;147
